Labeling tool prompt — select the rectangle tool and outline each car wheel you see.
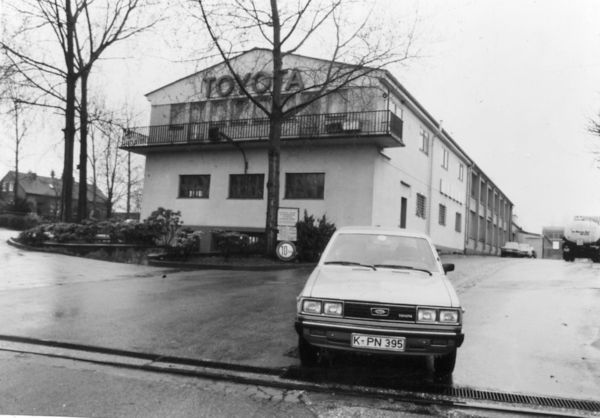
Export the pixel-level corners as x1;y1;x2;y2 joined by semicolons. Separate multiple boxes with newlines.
298;336;320;366
433;348;457;377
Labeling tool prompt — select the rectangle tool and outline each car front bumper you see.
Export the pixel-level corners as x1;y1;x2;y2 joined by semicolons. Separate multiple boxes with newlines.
295;316;464;356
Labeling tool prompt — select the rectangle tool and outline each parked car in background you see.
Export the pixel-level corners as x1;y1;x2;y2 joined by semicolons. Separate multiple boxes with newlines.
295;227;464;377
500;241;521;257
518;243;536;258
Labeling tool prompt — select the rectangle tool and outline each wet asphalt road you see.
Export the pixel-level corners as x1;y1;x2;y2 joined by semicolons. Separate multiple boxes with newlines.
1;228;599;401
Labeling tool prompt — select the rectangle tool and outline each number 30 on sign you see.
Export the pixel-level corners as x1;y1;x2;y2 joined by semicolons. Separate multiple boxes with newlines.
276;241;297;261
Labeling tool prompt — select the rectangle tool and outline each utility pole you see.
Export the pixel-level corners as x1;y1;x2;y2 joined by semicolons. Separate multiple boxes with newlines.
13;99;20;204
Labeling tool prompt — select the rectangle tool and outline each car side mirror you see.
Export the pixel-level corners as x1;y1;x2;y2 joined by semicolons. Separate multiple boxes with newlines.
442;263;455;274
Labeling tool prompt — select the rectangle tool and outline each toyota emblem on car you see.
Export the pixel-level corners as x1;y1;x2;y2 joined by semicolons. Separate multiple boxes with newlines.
371;307;390;317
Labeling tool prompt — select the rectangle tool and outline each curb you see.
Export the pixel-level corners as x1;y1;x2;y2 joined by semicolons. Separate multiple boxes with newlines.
8;237;316;271
147;257;316;271
0;335;593;418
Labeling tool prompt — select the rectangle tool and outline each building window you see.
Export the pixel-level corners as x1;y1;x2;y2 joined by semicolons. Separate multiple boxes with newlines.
487;187;493;208
469;210;477;239
419;128;429;155
169;103;187;129
470;173;478;199
179;175;210;198
8;182;14;192
228;174;264;199
416;193;427;219
478;216;485;242
455;212;462;233
441;148;449;170
231;98;252;121
480;180;486;205
458;164;464;181
439;204;446;226
285;173;324;199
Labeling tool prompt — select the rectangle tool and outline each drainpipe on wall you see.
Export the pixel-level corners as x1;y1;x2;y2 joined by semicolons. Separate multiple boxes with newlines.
464;164;472;254
427;121;442;235
426;133;434;235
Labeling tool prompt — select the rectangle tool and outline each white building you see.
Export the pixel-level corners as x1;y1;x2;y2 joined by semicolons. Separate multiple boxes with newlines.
123;49;512;254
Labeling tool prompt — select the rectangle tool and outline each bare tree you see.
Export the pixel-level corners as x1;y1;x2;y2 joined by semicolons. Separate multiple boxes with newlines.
88;97;144;218
73;0;158;222
1;0;159;222
192;0;416;255
0;63;31;207
90;104;144;218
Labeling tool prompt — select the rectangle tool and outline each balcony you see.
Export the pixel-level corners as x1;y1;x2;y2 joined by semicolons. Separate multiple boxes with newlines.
121;110;403;153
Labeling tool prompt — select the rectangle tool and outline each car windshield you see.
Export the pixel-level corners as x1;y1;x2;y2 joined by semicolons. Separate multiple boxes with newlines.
504;242;520;249
322;233;439;273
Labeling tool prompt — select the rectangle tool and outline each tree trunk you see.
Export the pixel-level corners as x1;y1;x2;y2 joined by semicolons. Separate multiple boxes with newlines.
61;0;76;222
126;151;131;216
264;0;284;256
77;71;89;221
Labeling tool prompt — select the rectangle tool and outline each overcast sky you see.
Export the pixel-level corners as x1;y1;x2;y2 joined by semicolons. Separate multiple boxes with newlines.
2;0;600;233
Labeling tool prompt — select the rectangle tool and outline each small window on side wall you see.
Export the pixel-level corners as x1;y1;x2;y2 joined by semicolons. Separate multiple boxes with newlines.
419;128;430;155
229;174;264;199
416;193;427;219
285;173;325;199
179;175;210;198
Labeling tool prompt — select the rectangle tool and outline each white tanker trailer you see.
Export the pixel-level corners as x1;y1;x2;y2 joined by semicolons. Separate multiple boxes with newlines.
562;218;600;262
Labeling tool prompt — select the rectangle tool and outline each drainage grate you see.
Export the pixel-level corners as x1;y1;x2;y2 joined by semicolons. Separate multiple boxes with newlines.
424;385;600;412
282;367;600;414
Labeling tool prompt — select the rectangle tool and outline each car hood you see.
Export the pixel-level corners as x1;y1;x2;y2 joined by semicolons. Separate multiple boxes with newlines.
304;266;457;307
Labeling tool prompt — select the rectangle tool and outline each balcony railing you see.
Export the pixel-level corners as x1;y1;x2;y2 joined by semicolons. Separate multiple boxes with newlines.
122;110;403;149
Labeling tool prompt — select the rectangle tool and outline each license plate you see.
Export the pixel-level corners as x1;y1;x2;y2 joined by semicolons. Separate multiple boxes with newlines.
577;239;584;246
351;334;406;352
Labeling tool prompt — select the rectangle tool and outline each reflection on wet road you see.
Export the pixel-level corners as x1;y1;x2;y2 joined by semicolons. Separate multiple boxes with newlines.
1;229;599;401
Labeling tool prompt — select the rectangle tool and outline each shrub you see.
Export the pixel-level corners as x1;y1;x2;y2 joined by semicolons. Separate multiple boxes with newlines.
144;207;183;246
296;211;336;262
18;224;51;246
112;221;157;245
167;228;202;259
48;223;80;243
4;198;32;214
213;231;265;258
0;213;40;230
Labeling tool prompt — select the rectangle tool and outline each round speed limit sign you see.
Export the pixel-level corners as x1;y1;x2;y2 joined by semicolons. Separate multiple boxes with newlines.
275;241;297;261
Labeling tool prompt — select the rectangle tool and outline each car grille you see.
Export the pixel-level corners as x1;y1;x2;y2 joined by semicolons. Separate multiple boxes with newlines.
343;302;416;322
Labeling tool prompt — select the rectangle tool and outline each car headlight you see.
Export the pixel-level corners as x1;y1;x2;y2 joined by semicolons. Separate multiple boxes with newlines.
439;310;459;323
323;301;343;316
417;308;437;322
302;300;322;314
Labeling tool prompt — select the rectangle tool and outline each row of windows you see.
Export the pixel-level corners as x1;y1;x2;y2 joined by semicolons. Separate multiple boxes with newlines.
415;194;462;233
468;210;509;244
179;173;325;200
169;91;354;127
470;173;510;218
419;127;464;181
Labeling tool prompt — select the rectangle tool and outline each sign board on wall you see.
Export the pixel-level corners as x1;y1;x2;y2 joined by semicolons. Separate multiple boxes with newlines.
277;207;299;241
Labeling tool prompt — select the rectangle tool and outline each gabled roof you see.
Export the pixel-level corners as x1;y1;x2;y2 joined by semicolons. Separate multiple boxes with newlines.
1;171;107;202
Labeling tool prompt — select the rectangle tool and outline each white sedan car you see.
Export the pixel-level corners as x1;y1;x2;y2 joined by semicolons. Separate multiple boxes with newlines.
295;227;464;376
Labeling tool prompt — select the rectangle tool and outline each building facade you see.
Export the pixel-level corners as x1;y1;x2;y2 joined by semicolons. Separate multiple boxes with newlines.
123;49;513;254
0;171;108;220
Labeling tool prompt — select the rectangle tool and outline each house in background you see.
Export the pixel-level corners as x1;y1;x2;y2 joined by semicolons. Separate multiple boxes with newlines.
0;171;108;220
122;48;513;254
